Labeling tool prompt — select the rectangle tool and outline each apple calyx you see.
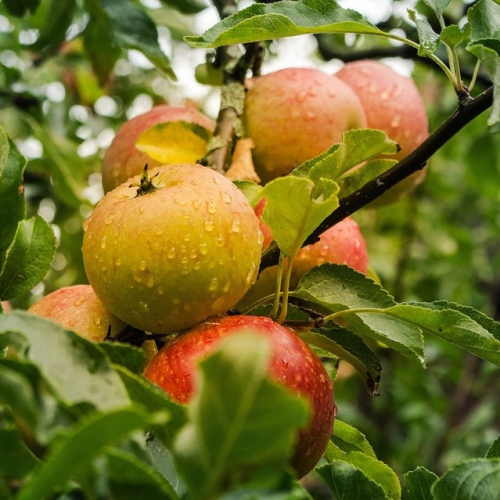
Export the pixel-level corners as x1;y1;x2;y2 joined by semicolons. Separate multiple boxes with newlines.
130;164;160;197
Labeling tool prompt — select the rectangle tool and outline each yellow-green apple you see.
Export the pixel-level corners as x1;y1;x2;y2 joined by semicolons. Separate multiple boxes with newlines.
336;60;429;204
28;285;125;341
83;164;263;334
238;217;368;309
144;314;335;478
243;67;367;184
102;105;215;193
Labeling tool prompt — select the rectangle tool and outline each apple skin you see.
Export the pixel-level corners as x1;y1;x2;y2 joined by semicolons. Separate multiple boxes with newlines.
244;68;367;184
336;60;429;205
102;105;215;193
254;198;273;250
83;164;263;334
238;217;368;309
144;314;335;478
28;285;126;342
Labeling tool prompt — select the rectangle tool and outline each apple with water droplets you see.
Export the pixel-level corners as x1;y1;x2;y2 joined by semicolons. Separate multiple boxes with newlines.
83;164;263;334
144;314;335;478
28;285;126;341
102;105;215;193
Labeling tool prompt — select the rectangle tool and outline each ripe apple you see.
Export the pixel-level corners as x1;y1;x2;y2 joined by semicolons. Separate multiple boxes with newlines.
102;105;215;193
83;164;263;334
238;217;368;309
336;60;429;204
28;285;126;342
1;301;11;313
254;198;273;250
144;314;335;478
244;68;367;184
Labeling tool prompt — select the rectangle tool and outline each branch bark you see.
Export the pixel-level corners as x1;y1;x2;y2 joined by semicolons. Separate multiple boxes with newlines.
260;86;494;271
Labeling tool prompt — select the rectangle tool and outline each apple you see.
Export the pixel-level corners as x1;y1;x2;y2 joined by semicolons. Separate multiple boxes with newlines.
83;164;263;334
28;285;126;342
238;217;368;309
144;314;335;478
336;60;429;204
102;105;216;193
243;68;367;184
1;301;11;313
254;198;273;250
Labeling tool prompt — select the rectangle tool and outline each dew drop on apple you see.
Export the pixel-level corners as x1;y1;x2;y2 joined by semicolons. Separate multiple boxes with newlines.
101;266;108;273
140;260;147;271
199;243;208;255
93;317;101;325
193;261;201;270
83;219;90;231
190;249;197;259
180;268;189;276
157;286;164;295
192;200;201;210
328;89;336;98
183;234;191;242
296;91;307;103
146;275;155;288
69;319;77;327
181;257;188;265
231;219;241;233
207;200;217;214
282;359;289;368
305;111;316;121
156;229;164;236
214;235;224;247
174;199;187;206
100;236;107;249
182;213;190;220
138;206;145;214
74;297;86;306
209;277;218;291
116;258;122;267
133;272;142;283
223;281;231;292
204;218;214;232
181;245;187;254
167;248;176;259
222;193;232;204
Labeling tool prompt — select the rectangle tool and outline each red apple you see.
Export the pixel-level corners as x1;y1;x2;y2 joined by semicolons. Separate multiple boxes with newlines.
336;60;429;204
83;164;263;334
102;105;215;193
244;68;367;184
1;301;11;313
144;315;335;478
28;285;126;342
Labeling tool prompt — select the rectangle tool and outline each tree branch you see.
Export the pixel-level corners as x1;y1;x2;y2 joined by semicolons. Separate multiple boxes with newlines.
260;86;494;271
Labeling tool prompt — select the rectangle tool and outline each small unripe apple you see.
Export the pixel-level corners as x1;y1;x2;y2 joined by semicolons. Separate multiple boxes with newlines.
238;217;368;309
28;285;126;341
244;68;367;184
83;164;263;334
144;315;335;478
102;105;215;193
336;60;429;204
254;198;273;250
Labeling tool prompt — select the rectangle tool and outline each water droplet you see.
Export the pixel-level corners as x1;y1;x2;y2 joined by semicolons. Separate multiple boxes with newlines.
69;319;77;326
104;216;114;226
391;116;401;128
380;90;389;101
181;257;188;264
139;206;145;214
180;268;189;275
100;236;107;249
307;89;317;97
156;229;164;236
282;359;289;368
213;177;220;185
207;200;217;214
140;260;147;271
183;234;191;242
174;199;187;206
146;275;155;288
204;218;214;232
157;286;164;295
245;263;258;285
328;89;336;98
305;111;316;120
139;301;149;311
181;245;187;254
116;258;122;267
93;317;101;325
192;200;201;210
74;298;86;306
231;219;241;233
133;272;142;283
222;193;232;204
257;231;264;246
199;243;208;255
182;212;190;220
209;277;218;291
296;91;307;103
190;249;198;259
83;219;90;231
101;266;108;272
223;281;231;292
168;248;176;259
194;262;201;270
214;235;224;247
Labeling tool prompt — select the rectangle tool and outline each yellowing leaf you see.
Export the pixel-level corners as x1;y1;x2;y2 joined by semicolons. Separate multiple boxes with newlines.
135;121;212;165
225;139;261;183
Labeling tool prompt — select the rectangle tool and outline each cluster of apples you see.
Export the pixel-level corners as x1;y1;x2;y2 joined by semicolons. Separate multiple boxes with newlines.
28;60;428;477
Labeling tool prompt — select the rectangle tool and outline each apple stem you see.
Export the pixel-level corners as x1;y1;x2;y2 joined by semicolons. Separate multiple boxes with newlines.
130;164;159;197
278;256;295;324
270;252;285;319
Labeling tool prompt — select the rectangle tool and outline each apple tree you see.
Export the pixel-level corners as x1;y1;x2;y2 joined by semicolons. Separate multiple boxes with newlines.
0;0;500;498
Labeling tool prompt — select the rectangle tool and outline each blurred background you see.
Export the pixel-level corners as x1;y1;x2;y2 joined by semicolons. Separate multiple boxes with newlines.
0;0;498;481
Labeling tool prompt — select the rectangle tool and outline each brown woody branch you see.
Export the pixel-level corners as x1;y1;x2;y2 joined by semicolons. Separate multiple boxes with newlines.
260;86;495;271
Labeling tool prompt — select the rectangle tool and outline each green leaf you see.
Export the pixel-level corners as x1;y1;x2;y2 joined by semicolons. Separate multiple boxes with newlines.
233;180;263;208
486;436;500;458
173;333;309;498
98;342;146;374
114;365;187;445
30;0;76;51
0;429;39;480
185;0;384;48
467;0;500;55
3;0;41;17
331;420;377;458
86;0;176;79
0;312;130;410
17;407;169;500
261;176;339;257
0;216;56;301
422;0;452;16
159;0;207;15
408;10;440;56
84;17;121;86
0;127;27;275
440;24;470;49
404;466;438;500
432;458;500;500
317;462;387;500
299;325;381;395
106;448;178;499
324;441;401;499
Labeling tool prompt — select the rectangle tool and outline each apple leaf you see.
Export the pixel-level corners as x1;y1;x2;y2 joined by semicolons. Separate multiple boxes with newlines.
114;365;187;445
3;0;41;17
0;216;56;301
467;0;500;55
0;312;130;410
84;0;175;80
158;0;207;15
486;436;500;458
98;342;146;374
331;420;377;458
431;459;500;500
422;0;452;16
105;448;179;500
0;429;39;480
185;0;384;48
16;407;169;500
317;462;387;500
323;441;401;499
173;333;309;498
233;180;263;208
408;10;440;57
299;325;381;395
135;121;212;165
404;466;438;500
440;24;471;50
0;127;26;276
